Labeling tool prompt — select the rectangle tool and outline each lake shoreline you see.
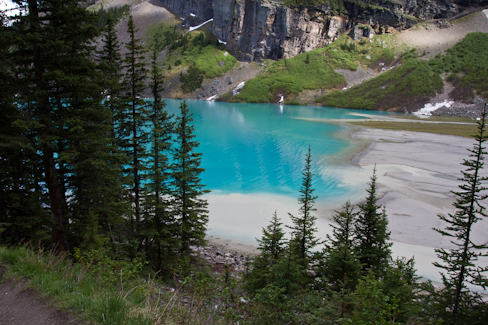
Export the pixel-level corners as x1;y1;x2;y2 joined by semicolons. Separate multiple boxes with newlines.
207;126;488;290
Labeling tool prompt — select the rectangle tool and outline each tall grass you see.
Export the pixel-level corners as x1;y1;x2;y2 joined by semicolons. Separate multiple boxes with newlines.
0;246;227;324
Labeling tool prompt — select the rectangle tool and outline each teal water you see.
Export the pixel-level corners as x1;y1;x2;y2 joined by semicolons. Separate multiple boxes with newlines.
164;99;392;199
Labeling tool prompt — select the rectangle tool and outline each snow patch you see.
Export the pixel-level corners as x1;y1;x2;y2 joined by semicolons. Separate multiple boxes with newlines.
190;13;197;17
413;100;453;117
219;39;227;45
189;18;214;31
484;9;488;19
206;95;219;101
233;82;246;96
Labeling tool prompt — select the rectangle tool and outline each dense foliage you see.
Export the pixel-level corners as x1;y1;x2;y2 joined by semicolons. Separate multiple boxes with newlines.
0;3;209;278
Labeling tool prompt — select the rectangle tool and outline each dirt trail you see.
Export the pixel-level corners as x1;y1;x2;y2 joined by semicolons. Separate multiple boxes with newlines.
0;267;84;325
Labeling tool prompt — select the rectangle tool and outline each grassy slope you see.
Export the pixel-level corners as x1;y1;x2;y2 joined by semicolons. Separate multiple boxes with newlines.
320;32;488;111
144;22;236;91
229;33;395;103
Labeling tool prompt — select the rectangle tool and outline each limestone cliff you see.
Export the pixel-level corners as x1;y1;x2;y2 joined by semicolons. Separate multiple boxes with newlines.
158;0;486;61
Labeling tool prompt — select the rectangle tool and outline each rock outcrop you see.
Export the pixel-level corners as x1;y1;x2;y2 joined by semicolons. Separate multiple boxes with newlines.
158;0;486;61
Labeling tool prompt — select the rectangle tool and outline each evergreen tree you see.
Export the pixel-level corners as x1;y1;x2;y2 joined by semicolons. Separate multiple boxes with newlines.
245;211;287;292
8;0;118;251
0;7;50;245
288;146;319;262
354;167;392;274
143;49;175;272
98;13;123;141
257;211;287;261
321;200;361;292
120;15;149;240
433;105;488;323
171;101;209;257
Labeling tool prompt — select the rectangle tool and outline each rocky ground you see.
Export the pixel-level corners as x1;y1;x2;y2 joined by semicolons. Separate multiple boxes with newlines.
191;244;253;277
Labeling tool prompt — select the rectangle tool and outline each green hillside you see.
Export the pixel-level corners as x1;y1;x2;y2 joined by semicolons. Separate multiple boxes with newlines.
318;32;488;111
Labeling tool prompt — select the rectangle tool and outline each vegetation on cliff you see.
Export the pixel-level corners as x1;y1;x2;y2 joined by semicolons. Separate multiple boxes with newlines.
227;34;394;103
145;22;236;93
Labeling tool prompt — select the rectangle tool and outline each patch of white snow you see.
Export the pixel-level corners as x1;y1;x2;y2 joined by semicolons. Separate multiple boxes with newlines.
413;100;453;117
233;82;246;96
189;18;214;31
206;95;219;101
190;13;197;17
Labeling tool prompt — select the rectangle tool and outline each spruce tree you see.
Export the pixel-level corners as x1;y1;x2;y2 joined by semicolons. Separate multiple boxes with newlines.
245;211;287;292
120;15;149;239
0;8;50;245
171;101;209;257
257;211;287;261
354;167;392;274
288;146;319;262
8;0;117;251
143;49;175;272
322;200;361;292
433;105;488;323
98;13;123;141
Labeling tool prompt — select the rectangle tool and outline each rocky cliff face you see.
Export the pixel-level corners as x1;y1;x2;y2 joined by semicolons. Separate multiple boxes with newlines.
158;0;486;61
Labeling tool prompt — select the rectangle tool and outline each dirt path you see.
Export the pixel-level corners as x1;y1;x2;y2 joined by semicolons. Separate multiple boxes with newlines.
0;267;84;325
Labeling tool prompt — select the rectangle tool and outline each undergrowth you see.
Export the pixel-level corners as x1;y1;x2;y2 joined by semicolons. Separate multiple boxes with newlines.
0;246;234;324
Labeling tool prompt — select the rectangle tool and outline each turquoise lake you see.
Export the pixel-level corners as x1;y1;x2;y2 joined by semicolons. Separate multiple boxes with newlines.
163;100;393;243
164;99;390;198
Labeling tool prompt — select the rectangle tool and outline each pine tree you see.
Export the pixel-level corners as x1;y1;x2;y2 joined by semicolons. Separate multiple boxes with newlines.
7;0;118;251
257;211;287;261
171;101;209;257
433;105;488;323
120;15;149;240
354;167;392;274
143;49;175;272
0;8;50;245
245;211;287;292
288;146;319;262
98;13;123;142
322;200;361;292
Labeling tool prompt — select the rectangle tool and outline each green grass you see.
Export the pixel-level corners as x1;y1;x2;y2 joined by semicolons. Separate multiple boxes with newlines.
183;43;237;79
0;246;223;324
348;120;478;138
145;23;236;80
318;59;443;110
318;32;488;111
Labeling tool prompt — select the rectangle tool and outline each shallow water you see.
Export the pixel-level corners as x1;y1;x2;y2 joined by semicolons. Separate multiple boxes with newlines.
165;99;390;198
162;100;392;242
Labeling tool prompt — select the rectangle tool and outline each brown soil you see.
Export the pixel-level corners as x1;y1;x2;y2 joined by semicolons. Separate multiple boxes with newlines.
0;266;86;325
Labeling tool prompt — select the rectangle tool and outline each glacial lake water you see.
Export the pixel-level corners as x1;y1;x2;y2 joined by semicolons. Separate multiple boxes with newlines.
163;100;393;244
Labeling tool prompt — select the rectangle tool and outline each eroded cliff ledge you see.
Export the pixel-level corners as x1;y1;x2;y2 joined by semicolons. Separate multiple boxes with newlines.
158;0;487;61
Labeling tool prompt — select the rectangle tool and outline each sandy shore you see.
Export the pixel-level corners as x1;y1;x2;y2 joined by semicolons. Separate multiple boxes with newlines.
206;126;488;290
